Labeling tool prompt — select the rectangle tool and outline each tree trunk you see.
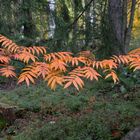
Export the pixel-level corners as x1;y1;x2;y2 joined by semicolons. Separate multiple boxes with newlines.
108;0;136;55
108;0;125;54
71;0;79;53
124;0;136;52
85;0;92;47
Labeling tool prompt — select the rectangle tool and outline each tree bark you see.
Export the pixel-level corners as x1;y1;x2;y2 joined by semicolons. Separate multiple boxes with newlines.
108;0;136;55
85;0;92;47
108;0;125;54
124;0;136;53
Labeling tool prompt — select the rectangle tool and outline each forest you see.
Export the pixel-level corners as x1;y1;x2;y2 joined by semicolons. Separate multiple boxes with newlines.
0;0;140;140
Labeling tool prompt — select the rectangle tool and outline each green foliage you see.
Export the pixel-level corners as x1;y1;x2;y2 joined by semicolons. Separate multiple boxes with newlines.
0;82;139;140
117;68;140;92
12;99;139;140
0;116;7;131
13;114;111;140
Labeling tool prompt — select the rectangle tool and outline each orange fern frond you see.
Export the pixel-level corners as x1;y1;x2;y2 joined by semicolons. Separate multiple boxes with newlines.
50;59;67;72
128;48;140;55
0;34;20;53
70;57;79;66
99;59;118;69
25;46;47;55
64;76;84;91
129;59;140;71
82;67;101;80
0;55;10;64
64;75;84;91
64;67;85;90
0;66;16;77
111;55;131;64
44;52;72;62
18;51;37;63
92;61;100;69
45;70;64;90
70;57;88;66
18;65;38;86
68;67;85;77
104;69;119;83
34;62;49;78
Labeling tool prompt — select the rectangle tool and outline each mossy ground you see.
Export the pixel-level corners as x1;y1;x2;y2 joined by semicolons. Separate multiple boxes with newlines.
0;80;139;140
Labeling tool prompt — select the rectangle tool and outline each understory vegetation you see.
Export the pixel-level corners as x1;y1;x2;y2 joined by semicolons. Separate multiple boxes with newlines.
0;80;139;140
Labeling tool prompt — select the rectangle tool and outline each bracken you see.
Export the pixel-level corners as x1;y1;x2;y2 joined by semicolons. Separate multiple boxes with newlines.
0;34;140;90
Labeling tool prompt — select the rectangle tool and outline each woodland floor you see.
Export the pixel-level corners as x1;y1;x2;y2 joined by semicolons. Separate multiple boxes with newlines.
0;80;139;140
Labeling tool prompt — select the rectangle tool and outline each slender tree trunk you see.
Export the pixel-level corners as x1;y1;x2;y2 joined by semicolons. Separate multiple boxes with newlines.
124;0;136;52
108;0;125;54
138;2;140;14
85;0;91;47
72;0;79;53
122;0;128;50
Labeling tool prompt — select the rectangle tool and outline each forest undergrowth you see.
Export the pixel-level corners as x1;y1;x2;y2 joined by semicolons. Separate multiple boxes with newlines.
0;80;139;140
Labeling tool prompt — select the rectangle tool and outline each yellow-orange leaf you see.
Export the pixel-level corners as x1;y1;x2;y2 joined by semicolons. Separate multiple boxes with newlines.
0;66;16;77
104;70;119;83
82;67;101;80
64;76;84;90
18;51;37;63
18;65;38;86
0;55;10;64
45;71;64;90
50;59;67;72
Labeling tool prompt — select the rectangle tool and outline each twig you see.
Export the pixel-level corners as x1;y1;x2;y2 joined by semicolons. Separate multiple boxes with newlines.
67;0;95;31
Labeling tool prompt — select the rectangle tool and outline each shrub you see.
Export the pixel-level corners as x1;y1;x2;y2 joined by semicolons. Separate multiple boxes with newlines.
0;34;140;91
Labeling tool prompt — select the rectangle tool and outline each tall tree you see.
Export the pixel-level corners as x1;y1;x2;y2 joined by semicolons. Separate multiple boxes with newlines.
108;0;136;55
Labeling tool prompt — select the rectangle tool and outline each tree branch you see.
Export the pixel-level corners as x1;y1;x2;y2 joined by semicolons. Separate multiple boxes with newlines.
67;0;95;31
